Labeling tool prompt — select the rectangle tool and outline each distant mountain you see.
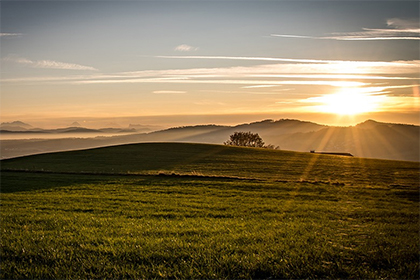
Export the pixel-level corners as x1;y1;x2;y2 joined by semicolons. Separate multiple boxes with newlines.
0;121;163;134
99;128;136;133
0;119;418;162
0;121;33;131
129;124;164;133
1;121;32;128
69;122;82;127
139;119;324;144
275;120;419;162
0;126;137;134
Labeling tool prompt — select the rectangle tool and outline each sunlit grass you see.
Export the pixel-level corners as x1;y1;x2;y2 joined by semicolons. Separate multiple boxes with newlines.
1;143;419;279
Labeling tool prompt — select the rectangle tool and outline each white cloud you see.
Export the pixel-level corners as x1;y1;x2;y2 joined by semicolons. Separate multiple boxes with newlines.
387;18;419;30
0;33;23;37
241;85;280;89
271;18;420;41
3;55;98;71
75;77;367;88
3;55;418;96
156;55;420;75
271;34;420;41
35;60;98;71
157;55;333;63
174;44;199;52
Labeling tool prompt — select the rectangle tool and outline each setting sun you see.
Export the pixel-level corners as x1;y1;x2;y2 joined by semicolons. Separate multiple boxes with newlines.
310;88;385;115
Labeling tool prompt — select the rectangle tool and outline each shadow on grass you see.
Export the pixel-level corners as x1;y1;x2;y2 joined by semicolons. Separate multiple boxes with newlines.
0;171;112;193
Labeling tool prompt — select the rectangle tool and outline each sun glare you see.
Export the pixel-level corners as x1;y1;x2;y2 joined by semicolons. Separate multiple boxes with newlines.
311;88;385;115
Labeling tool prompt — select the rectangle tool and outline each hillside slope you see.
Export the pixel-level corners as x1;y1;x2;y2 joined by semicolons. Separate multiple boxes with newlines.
2;142;418;187
1;142;419;279
276;120;419;162
0;119;325;159
1;119;417;162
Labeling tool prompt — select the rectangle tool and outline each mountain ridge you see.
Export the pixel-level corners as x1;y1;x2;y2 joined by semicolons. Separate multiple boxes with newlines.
0;119;418;162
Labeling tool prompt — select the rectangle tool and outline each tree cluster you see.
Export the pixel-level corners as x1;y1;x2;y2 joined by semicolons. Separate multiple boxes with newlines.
224;131;279;149
224;131;264;147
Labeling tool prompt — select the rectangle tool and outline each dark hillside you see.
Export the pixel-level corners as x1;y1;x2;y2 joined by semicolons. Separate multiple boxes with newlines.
1;142;419;279
2;142;418;187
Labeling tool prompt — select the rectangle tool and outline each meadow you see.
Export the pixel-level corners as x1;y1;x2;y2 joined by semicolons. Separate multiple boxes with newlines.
1;143;419;279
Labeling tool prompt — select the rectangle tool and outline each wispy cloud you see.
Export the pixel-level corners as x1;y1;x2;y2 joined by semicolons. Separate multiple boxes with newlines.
75;78;367;88
0;33;23;37
156;55;334;63
3;55;98;71
241;85;280;89
2;55;418;101
272;18;420;41
174;44;199;51
271;34;420;41
156;55;420;75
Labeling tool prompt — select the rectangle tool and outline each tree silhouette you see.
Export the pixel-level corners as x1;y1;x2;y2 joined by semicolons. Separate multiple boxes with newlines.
224;131;265;148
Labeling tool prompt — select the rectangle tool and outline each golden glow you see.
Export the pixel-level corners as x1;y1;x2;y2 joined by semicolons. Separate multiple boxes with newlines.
308;88;386;115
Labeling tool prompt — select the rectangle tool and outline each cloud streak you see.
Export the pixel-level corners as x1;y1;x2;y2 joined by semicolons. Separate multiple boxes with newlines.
75;77;368;88
271;34;420;41
2;55;418;101
0;33;23;37
3;57;419;85
3;55;98;71
272;18;420;41
156;55;420;75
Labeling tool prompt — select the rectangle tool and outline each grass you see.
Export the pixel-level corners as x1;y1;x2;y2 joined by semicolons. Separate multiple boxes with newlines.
2;142;419;187
1;143;419;279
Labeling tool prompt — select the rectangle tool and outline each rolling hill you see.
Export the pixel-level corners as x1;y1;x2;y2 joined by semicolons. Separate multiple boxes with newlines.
0;119;418;161
2;142;418;188
1;142;419;279
275;120;419;162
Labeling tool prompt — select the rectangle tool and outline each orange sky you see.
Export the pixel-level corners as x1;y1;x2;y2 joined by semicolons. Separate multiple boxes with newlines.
1;1;419;128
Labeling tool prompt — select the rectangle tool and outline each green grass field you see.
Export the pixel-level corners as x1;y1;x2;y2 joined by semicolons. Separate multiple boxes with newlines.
1;143;419;279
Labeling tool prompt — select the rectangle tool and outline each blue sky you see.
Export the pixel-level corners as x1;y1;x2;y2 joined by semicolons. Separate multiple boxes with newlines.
1;0;419;128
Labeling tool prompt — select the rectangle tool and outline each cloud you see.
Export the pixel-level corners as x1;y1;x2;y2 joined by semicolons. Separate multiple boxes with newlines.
157;55;333;63
36;60;98;70
0;33;23;37
271;34;420;41
174;44;199;51
156;55;420;70
241;85;280;89
75;77;367;88
271;18;420;41
3;55;418;99
156;55;420;74
3;55;98;71
387;18;419;30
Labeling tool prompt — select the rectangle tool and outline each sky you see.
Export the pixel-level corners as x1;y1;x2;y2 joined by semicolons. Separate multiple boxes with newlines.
1;0;419;128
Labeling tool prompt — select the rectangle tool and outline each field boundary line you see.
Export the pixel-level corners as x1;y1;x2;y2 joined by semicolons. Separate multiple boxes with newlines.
1;168;351;186
0;168;263;182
